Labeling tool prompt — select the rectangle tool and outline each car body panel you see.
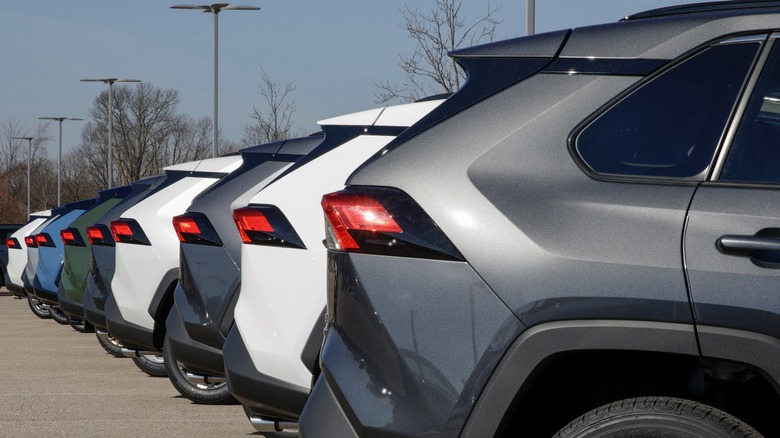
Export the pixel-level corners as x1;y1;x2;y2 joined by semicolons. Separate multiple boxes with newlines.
83;175;167;330
225;99;444;420
107;156;242;350
168;137;324;376
32;199;96;304
301;5;780;437
58;186;132;319
5;212;51;295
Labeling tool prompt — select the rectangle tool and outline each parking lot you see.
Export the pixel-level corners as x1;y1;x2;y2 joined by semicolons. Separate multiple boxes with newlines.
0;289;259;437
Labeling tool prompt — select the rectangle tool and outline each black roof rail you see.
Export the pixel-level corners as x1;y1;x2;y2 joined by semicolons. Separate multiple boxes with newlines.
623;0;780;21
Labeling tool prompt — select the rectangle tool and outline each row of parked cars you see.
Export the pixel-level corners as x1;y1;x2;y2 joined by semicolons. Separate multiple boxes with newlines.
4;2;780;436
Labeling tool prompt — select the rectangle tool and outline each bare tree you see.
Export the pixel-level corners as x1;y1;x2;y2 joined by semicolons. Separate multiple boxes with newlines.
243;68;298;146
77;83;217;188
0;120;54;221
61;148;101;203
376;0;501;103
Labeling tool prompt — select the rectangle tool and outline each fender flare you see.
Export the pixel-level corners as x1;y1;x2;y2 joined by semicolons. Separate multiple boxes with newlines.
462;319;780;437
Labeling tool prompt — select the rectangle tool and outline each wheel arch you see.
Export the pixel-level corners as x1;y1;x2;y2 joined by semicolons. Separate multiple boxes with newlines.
462;319;780;437
147;268;179;350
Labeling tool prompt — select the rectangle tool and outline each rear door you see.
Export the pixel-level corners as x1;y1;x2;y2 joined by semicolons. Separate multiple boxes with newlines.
685;35;780;361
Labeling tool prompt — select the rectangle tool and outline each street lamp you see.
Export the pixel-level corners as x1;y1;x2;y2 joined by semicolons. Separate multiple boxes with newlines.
526;0;535;35
81;78;141;188
12;136;34;218
171;3;261;157
38;117;83;207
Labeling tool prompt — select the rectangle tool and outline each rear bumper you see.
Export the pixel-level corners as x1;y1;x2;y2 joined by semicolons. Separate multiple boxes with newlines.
83;272;108;330
299;251;523;437
299;374;358;438
166;304;225;376
223;323;309;421
6;282;25;297
105;294;156;352
57;281;84;320
33;282;58;305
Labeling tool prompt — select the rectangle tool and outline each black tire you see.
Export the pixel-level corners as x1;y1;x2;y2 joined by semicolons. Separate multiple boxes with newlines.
27;294;51;319
49;306;70;325
554;396;763;438
96;332;125;358
131;354;167;377
163;335;236;405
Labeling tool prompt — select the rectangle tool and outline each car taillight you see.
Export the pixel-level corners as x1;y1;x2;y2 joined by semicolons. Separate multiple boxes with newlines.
172;213;222;246
6;237;21;249
233;206;305;249
35;233;56;247
61;228;86;247
86;225;114;246
110;219;150;245
321;187;463;261
24;235;37;248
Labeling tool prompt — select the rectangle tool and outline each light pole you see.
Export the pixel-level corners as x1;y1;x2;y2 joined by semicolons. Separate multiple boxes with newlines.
171;3;261;157
12;136;34;218
38;117;83;207
81;78;141;188
526;0;535;35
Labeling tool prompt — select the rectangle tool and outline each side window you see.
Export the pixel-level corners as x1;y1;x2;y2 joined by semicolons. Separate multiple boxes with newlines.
576;41;760;178
721;42;780;184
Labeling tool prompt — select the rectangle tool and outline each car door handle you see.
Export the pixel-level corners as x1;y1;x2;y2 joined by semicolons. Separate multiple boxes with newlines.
716;234;780;256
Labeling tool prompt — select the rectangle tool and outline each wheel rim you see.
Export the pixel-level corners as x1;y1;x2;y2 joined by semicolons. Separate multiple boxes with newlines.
177;361;228;391
143;354;165;364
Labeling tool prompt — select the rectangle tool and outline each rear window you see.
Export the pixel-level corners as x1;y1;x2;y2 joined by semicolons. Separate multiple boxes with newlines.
576;41;760;179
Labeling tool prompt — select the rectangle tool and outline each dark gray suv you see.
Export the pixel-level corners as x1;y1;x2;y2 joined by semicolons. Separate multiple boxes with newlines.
301;2;780;437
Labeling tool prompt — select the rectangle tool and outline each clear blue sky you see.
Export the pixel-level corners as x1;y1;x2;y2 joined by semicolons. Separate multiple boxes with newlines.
1;1;696;157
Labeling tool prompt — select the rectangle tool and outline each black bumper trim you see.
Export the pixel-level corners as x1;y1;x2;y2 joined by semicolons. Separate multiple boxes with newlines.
223;324;309;421
165;305;225;376
104;295;156;352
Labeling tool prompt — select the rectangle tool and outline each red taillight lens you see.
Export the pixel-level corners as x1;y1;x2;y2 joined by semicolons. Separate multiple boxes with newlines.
321;193;402;250
233;208;273;243
321;188;463;261
172;213;222;246
111;222;132;240
6;237;20;249
86;225;114;246
61;230;75;243
232;206;305;249
173;216;201;241
60;228;85;247
35;233;55;247
24;235;37;247
110;219;150;245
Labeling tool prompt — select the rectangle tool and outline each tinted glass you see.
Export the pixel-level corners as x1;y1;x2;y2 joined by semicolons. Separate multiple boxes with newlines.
577;42;759;178
721;42;780;184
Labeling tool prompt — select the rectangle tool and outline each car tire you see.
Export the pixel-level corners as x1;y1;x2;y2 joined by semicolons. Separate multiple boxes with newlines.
49;306;70;325
131;354;167;377
162;334;236;405
96;331;125;358
553;396;761;438
27;294;51;319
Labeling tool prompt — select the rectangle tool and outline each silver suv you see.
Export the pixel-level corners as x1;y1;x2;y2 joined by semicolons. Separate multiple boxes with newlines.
301;2;780;436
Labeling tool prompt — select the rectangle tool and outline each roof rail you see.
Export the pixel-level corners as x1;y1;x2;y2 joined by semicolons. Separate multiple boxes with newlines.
623;0;780;21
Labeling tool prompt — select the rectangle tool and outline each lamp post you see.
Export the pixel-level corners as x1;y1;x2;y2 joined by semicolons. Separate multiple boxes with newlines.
171;3;261;157
526;0;535;35
12;136;34;218
81;78;141;188
38;117;83;207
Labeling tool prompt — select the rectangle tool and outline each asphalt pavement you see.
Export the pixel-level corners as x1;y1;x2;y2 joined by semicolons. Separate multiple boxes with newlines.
0;288;261;437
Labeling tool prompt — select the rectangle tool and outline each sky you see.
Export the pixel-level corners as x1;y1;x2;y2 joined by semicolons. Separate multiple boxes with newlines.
0;0;699;158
